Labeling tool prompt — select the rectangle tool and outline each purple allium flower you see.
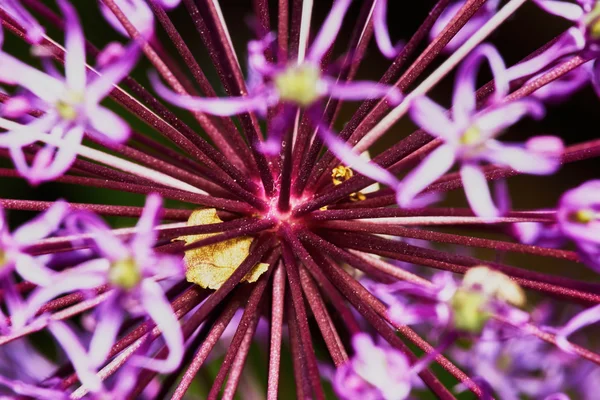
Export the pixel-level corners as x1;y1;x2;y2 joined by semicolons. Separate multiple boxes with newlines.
400;44;563;217
17;194;185;388
557;180;600;270
334;333;412;400
0;0;138;184
378;267;528;335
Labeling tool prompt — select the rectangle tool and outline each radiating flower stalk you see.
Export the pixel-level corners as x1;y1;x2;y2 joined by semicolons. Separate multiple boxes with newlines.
0;0;600;398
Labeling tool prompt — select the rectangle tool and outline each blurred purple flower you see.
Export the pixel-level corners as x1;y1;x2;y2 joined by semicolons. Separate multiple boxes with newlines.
334;333;412;400
400;44;563;217
557;180;600;270
0;0;138;184
17;194;185;391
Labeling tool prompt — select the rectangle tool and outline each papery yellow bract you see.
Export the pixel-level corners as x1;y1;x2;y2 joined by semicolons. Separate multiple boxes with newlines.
177;209;269;290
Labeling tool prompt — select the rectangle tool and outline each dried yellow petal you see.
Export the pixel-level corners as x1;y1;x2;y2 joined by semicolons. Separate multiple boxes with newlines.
177;209;269;290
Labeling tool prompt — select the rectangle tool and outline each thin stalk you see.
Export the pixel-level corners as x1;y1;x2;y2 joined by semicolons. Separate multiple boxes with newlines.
207;269;273;400
0;199;191;220
101;0;244;169
281;235;325;400
267;262;285;400
309;207;555;221
0;168;253;212
299;266;348;366
182;0;275;195
222;315;259;400
147;0;257;173
323;230;600;303
321;220;579;261
286;293;311;399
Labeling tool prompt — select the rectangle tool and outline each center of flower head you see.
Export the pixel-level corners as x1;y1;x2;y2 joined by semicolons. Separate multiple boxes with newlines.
569;208;597;224
108;257;141;290
585;4;600;40
450;266;526;333
274;63;322;107
0;249;6;268
460;125;482;146
56;91;84;121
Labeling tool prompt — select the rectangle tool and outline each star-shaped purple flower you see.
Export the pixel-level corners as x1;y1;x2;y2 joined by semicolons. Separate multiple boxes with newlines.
0;0;138;184
399;44;563;218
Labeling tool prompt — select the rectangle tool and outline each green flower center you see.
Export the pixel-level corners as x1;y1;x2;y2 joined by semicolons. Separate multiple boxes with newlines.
450;289;491;334
586;4;600;39
274;64;321;107
460;125;481;146
569;209;596;224
109;257;141;290
56;91;84;121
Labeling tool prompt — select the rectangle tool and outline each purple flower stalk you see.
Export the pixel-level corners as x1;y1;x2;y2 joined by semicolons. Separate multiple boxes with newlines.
0;0;599;399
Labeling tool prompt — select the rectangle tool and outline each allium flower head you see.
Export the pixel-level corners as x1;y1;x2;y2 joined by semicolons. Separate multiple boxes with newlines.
0;0;599;399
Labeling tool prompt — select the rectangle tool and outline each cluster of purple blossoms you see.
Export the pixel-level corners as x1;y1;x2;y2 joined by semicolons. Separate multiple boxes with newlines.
0;0;599;399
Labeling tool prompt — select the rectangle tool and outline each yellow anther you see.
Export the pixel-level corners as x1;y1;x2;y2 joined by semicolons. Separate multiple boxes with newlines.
332;165;354;185
56;91;84;121
274;64;322;107
586;5;600;39
462;266;526;307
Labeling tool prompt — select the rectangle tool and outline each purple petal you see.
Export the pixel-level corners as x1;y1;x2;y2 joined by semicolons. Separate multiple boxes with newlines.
452;44;509;124
131;193;161;257
69;211;129;260
89;294;124;366
87;106;130;143
312;117;400;188
397;144;456;207
535;61;591;101
150;71;270;115
325;78;402;104
507;28;585;81
18;260;109;327
373;0;404;58
87;43;140;105
13;200;69;245
2;0;45;44
0;53;64;103
0;375;67;399
157;0;181;9
483;140;562;175
27;126;85;185
57;0;87;92
307;0;352;62
475;99;545;136
555;304;600;352
14;254;56;287
409;96;458;140
532;0;584;21
48;321;103;393
131;279;183;372
257;104;296;155
460;163;499;218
